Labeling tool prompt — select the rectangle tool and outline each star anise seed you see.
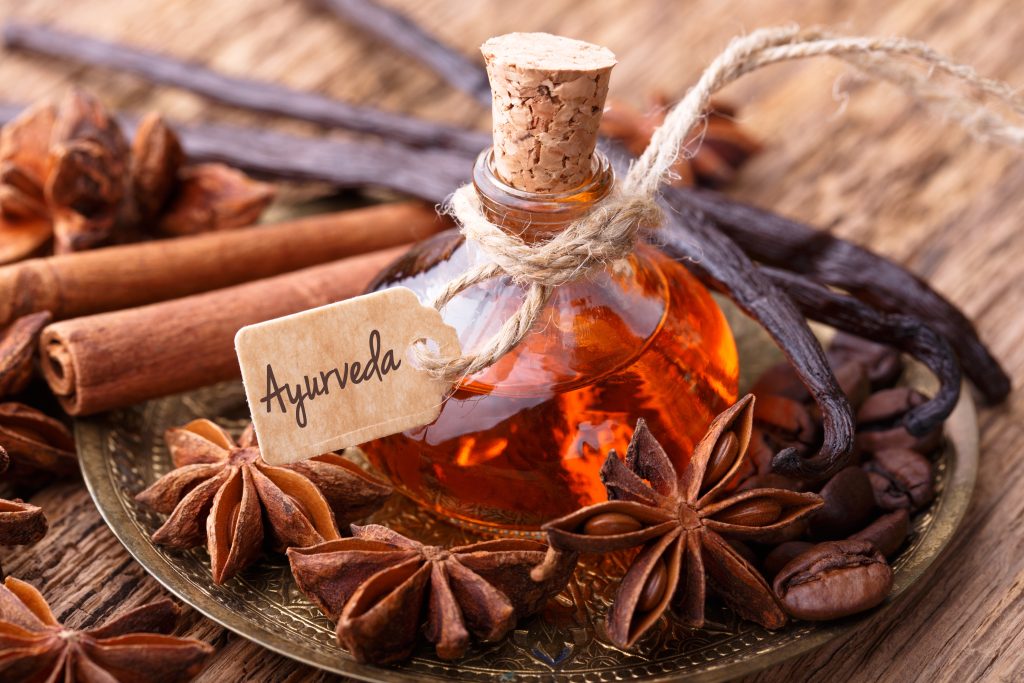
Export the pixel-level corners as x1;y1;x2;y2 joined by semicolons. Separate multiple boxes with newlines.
287;524;577;665
136;419;392;584
0;577;213;682
537;395;823;648
0;402;78;478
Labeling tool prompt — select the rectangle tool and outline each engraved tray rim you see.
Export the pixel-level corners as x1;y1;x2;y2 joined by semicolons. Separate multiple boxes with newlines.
78;368;978;682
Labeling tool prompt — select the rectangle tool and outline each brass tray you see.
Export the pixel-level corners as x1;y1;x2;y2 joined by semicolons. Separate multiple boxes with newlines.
77;313;978;682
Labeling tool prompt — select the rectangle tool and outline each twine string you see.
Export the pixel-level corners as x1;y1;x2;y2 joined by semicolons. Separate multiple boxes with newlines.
413;25;1024;384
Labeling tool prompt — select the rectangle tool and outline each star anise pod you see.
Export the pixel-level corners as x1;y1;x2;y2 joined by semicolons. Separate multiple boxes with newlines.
0;91;276;264
0;402;78;478
601;95;761;188
130;112;186;222
135;419;393;584
46;89;131;253
287;524;577;665
537;395;823;648
0;576;213;681
0;312;51;398
0;446;47;548
158;164;276;236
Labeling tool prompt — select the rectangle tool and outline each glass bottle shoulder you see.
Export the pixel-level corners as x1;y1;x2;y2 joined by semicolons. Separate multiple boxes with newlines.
371;230;701;395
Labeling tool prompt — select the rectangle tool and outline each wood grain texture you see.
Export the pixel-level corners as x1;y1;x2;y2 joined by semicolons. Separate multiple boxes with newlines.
0;0;1022;681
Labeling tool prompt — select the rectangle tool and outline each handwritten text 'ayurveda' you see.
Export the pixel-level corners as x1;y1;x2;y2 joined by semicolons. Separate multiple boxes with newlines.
259;329;401;428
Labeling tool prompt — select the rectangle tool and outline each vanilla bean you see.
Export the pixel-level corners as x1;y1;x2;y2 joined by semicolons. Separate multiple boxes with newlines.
762;266;961;435
657;198;856;480
2;22;490;155
0;102;468;202
172;121;470;202
312;0;490;106
675;186;1010;404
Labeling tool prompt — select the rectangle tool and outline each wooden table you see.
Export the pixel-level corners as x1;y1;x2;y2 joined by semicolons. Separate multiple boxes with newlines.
1;0;1022;680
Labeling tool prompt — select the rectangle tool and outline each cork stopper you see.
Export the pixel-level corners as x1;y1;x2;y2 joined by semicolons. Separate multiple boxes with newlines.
481;32;616;194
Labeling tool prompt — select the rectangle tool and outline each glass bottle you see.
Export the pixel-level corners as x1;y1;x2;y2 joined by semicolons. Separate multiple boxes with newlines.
360;33;739;533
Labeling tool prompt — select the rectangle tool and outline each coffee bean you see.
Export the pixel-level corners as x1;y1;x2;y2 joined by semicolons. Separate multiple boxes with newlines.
715;497;783;527
857;387;927;428
832;359;871;411
808;467;876;539
754;395;819;447
863;449;934;511
856;425;943;456
829;333;903;388
850;509;911;558
705;431;739;486
773;540;893;620
747;427;777;475
638;559;668;613
751;361;810;402
737;473;804;493
763;541;814;580
583;512;642;536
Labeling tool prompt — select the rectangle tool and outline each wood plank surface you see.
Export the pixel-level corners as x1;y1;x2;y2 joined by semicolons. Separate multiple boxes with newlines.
1;0;1022;681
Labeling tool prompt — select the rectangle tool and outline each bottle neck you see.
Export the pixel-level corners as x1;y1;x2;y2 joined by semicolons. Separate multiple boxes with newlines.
473;148;614;242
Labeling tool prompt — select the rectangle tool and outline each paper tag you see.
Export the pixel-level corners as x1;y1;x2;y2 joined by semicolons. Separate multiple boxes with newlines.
235;287;460;465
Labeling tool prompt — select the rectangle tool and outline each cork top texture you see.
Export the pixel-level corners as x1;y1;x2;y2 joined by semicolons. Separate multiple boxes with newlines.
481;32;617;193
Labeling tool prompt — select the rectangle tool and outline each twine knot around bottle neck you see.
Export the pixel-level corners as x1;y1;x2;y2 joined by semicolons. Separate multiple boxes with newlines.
451;169;664;290
412;24;1024;387
408;169;663;384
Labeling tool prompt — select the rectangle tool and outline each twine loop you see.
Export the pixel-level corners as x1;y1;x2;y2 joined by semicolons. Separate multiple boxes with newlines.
415;25;1024;385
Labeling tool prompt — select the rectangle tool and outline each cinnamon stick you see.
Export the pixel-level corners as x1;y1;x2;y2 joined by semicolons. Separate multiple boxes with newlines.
2;22;490;155
0;202;446;327
40;246;406;416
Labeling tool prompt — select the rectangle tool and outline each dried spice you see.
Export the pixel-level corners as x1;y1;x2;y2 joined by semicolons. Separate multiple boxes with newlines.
0;101;54;220
1;16;1006;483
287;524;576;664
537;396;823;648
863;449;934;511
855;387;944;455
158;164;277;235
3;22;491;156
674;186;1010;404
315;0;492;105
0;446;47;547
656;199;856;480
849;508;910;558
0;312;51;398
772;540;893;621
130;112;186;221
0;402;77;478
135;419;392;584
602;97;760;187
0;576;213;681
45;89;130;253
0;90;275;264
762;267;960;436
